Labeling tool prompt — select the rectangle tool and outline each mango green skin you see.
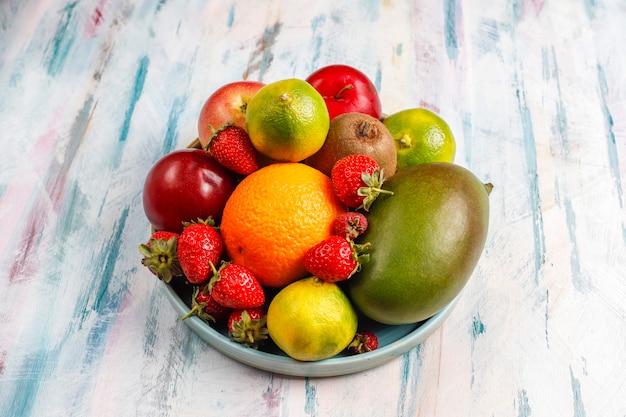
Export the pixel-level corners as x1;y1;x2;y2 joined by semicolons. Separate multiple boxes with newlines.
348;163;491;325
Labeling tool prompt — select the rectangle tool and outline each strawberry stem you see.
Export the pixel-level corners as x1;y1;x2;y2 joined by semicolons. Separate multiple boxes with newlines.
207;261;221;292
358;169;394;211
181;304;202;321
349;240;371;275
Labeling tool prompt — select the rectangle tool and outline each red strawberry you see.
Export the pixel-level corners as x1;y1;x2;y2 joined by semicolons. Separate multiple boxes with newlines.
181;285;231;323
177;219;224;284
227;307;269;349
139;231;182;283
207;123;258;175
330;154;393;211
333;211;368;240
208;261;265;309
349;331;378;354
303;235;370;282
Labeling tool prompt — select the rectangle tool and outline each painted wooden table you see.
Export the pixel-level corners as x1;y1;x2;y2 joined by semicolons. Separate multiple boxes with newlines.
1;1;625;416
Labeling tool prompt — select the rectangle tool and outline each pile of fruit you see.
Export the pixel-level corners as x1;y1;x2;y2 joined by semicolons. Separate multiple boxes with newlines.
139;64;492;362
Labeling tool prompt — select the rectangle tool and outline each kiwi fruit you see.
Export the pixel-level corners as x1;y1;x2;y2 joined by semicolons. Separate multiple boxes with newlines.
306;112;397;177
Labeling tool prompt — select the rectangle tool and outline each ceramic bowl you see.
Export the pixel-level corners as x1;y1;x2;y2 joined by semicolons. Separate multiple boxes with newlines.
162;278;460;377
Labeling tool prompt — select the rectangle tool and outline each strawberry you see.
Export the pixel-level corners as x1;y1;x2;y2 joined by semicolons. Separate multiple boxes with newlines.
227;307;269;349
208;261;265;309
138;231;182;283
303;235;370;283
330;154;393;211
207;123;259;175
349;331;378;354
177;219;224;284
181;285;231;323
333;211;368;240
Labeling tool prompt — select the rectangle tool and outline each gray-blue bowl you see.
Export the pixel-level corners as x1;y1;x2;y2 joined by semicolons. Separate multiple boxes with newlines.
162;278;460;378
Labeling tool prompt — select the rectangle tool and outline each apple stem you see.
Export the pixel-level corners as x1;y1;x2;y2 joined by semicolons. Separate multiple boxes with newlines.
335;84;354;99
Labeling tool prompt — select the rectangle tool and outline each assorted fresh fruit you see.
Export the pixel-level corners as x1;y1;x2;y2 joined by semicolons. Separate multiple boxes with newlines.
138;64;492;362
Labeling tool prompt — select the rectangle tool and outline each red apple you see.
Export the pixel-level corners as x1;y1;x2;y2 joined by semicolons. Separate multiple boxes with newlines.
305;65;382;121
197;81;265;147
143;149;237;233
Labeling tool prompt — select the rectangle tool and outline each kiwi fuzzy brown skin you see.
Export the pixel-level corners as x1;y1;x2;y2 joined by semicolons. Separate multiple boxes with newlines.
305;112;397;177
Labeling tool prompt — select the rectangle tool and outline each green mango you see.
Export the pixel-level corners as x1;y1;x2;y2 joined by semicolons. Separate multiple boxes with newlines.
348;163;491;325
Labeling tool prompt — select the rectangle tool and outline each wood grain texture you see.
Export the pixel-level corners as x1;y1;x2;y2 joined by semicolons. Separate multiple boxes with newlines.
1;0;625;416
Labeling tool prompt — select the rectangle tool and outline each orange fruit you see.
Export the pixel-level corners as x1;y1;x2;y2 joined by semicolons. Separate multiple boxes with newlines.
383;108;456;170
219;163;346;288
245;78;330;162
267;276;358;361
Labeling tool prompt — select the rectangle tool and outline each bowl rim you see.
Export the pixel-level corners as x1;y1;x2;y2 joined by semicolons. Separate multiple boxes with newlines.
161;280;460;377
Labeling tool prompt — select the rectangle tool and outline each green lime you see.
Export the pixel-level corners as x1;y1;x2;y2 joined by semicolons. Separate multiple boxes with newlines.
246;78;330;162
383;108;455;170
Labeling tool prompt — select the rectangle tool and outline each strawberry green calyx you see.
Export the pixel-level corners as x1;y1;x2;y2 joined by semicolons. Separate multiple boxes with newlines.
182;286;213;322
351;241;371;270
228;309;269;349
206;261;221;291
139;236;182;283
357;169;394;211
182;216;216;228
205;122;234;150
348;330;379;354
304;236;371;283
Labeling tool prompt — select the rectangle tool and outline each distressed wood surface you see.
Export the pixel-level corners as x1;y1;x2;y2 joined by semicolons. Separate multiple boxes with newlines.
1;1;625;416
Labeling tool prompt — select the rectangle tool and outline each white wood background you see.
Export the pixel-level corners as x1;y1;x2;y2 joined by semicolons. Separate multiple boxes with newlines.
1;0;625;416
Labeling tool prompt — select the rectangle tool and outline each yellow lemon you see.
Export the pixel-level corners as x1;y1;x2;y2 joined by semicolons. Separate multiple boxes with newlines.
383;108;456;170
246;78;330;162
267;277;358;361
